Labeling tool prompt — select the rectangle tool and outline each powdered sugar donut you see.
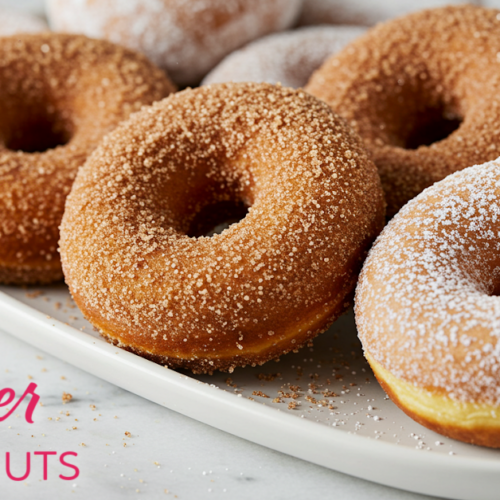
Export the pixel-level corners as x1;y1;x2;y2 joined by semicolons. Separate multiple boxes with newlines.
299;0;475;26
202;25;366;89
0;9;48;35
356;160;500;448
45;0;303;86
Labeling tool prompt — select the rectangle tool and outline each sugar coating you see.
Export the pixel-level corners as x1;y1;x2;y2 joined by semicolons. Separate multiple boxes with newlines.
298;0;474;26
46;0;302;86
356;159;500;406
0;33;174;285
306;5;500;216
60;82;385;374
202;25;366;89
0;9;48;35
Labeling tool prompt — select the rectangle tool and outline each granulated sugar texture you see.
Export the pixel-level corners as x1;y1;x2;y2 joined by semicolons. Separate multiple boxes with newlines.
60;82;385;373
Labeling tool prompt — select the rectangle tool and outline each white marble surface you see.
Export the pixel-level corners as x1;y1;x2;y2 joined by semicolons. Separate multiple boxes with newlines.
0;327;440;500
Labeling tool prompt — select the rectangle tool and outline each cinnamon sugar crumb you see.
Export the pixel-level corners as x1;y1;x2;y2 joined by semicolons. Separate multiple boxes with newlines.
62;392;72;404
252;391;270;398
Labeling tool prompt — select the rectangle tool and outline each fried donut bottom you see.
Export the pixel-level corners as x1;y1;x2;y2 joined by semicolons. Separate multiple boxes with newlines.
367;354;500;448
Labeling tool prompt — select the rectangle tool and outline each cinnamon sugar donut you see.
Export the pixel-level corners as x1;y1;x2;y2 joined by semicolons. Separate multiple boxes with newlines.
59;82;385;374
0;9;48;35
46;0;303;86
356;159;500;448
306;5;500;216
202;26;366;89
0;33;174;285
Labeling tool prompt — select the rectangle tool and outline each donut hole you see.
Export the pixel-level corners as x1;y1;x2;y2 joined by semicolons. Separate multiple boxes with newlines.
403;107;462;150
5;107;72;153
187;199;249;237
484;267;500;296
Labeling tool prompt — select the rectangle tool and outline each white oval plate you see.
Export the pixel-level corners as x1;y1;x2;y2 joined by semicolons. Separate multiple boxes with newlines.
0;284;499;499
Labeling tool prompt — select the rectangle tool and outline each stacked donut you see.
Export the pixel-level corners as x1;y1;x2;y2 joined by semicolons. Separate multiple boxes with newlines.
4;2;500;449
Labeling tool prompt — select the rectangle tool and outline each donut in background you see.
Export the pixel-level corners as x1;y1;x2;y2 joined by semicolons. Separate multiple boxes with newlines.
202;25;366;89
0;33;174;285
46;0;304;86
306;5;500;216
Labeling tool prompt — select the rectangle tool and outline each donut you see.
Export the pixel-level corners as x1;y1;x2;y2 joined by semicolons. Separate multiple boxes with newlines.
306;5;500;217
298;0;474;27
355;159;500;448
59;82;385;374
0;33;174;285
0;9;48;35
45;0;303;86
202;26;366;89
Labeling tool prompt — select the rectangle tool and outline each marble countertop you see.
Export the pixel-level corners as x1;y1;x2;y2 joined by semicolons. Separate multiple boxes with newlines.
0;1;442;498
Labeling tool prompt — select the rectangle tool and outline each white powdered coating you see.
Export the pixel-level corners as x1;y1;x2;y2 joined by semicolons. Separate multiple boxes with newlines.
0;8;48;35
45;0;303;85
202;25;366;89
356;160;500;405
298;0;476;26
